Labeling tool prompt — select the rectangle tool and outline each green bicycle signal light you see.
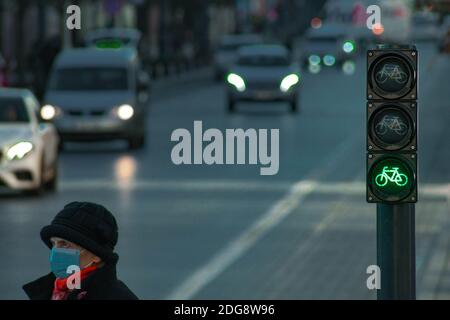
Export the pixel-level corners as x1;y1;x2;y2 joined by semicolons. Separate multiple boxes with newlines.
375;166;408;187
367;155;417;203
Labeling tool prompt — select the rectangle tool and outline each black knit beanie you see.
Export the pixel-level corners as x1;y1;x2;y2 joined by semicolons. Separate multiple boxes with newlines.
40;202;118;262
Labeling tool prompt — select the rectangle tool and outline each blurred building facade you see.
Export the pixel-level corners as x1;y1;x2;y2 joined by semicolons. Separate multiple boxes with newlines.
0;0;325;94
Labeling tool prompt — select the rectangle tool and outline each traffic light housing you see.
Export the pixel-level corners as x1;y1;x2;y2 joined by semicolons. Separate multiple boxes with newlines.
367;101;417;152
366;45;418;204
367;47;417;101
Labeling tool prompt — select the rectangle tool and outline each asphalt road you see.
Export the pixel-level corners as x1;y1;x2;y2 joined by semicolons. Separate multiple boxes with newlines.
0;41;449;299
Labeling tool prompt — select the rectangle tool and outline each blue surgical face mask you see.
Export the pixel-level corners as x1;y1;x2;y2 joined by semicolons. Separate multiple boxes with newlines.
49;247;81;279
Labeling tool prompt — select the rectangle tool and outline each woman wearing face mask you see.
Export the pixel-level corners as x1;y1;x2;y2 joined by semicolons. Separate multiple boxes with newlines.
23;202;138;300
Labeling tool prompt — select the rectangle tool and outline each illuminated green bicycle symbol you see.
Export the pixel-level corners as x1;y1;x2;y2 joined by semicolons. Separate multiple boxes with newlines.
375;166;408;187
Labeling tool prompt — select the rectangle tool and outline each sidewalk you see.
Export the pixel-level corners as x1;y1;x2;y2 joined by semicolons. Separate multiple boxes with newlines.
417;188;450;299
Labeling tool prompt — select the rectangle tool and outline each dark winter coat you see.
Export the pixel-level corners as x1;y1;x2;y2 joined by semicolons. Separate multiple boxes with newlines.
22;261;138;300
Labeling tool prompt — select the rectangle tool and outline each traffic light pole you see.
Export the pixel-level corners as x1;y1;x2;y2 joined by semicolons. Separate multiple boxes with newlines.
376;203;416;300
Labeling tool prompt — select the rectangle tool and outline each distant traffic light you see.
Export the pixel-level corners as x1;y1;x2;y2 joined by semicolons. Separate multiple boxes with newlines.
366;45;418;203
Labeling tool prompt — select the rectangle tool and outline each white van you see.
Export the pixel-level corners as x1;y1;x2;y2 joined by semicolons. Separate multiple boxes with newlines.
43;47;149;149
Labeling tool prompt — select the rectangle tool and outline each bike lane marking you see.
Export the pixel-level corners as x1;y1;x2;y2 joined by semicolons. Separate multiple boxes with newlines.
165;137;360;300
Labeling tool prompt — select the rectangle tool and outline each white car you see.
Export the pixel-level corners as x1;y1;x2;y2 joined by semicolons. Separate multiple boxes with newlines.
0;88;59;194
43;48;148;149
226;44;301;113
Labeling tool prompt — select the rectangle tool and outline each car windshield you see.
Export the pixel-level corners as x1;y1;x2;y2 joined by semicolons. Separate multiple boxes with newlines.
0;98;29;123
237;54;290;66
49;67;129;91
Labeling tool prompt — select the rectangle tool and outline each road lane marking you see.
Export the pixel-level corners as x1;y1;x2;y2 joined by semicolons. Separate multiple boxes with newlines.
166;179;318;300
60;179;291;192
60;179;449;198
165;137;361;299
164;181;447;299
264;171;368;299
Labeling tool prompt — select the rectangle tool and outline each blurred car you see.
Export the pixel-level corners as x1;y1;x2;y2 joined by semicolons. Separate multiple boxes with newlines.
301;23;349;71
0;88;59;194
43;47;149;149
213;34;263;81
226;44;301;113
0;53;7;87
410;11;441;42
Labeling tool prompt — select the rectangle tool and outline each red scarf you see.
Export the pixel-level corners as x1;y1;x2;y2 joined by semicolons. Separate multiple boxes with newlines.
51;264;98;300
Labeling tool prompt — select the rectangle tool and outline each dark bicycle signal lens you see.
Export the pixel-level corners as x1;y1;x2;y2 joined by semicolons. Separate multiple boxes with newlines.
368;157;415;202
368;52;416;100
369;106;413;150
373;57;410;92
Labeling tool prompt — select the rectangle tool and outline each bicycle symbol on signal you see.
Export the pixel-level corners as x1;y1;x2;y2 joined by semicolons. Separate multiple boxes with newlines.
375;166;408;187
375;115;408;136
375;64;408;84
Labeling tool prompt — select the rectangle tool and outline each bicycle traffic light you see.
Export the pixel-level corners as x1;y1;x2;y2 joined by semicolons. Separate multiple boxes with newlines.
366;45;418;204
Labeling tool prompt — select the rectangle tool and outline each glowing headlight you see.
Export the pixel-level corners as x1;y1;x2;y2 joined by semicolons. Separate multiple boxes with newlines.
40;105;57;120
117;104;134;120
280;74;299;92
6;142;33;161
227;73;246;92
342;60;356;75
323;54;336;66
342;40;355;53
308;55;321;66
308;64;321;74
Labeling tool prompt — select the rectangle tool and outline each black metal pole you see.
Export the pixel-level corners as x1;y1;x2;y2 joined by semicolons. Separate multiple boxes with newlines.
377;203;416;300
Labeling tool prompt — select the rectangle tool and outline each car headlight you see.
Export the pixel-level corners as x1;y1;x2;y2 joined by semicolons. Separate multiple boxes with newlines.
227;73;246;92
308;64;321;74
308;55;321;66
342;40;356;53
116;104;134;120
342;60;356;75
6;142;34;161
280;74;299;92
323;54;336;66
40;104;60;120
